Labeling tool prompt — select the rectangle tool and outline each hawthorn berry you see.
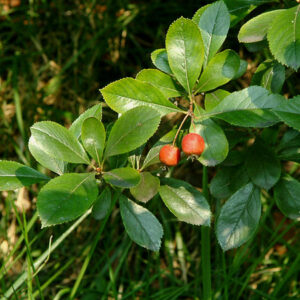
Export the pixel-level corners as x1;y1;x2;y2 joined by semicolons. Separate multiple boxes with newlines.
182;133;205;156
159;145;181;166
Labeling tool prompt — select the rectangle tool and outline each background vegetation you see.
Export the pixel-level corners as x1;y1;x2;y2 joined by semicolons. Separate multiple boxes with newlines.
0;0;299;299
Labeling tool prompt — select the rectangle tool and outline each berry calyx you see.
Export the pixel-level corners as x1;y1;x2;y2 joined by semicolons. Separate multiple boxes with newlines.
182;133;205;156
159;145;181;166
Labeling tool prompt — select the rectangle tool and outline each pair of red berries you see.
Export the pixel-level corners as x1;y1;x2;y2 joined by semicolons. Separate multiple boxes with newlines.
159;133;205;166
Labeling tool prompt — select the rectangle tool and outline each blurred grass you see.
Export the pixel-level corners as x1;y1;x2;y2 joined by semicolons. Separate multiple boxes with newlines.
0;0;202;160
0;0;300;299
1;188;299;299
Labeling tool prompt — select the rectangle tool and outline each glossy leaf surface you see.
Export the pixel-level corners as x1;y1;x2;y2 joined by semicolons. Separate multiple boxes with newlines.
29;136;65;175
30;121;90;164
268;5;300;70
81;117;106;164
238;10;284;43
104;107;160;158
166;17;204;95
136;69;182;98
208;86;285;127
92;187;112;220
159;178;211;226
273;96;300;130
193;0;230;66
37;173;98;227
101;78;181;116
233;59;248;79
251;60;285;93
103;167;141;188
205;89;230;112
69;104;102;139
197;50;240;92
120;195;163;251
151;48;172;74
0;160;49;191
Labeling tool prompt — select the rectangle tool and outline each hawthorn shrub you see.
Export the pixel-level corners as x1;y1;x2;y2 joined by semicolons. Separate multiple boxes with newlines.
1;1;299;297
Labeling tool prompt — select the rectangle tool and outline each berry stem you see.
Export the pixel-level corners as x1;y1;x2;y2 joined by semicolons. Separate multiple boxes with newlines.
172;93;195;147
172;111;190;146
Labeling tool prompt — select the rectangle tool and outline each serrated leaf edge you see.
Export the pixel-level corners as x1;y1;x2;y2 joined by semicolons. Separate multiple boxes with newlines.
30;121;90;164
38;173;96;228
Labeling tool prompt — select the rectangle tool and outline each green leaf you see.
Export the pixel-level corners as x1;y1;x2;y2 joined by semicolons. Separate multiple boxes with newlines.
81;117;106;164
268;5;300;70
210;166;249;199
103;167;141;188
29;136;65;175
224;0;270;27
107;153;130;170
277;129;300;163
104;107;160;158
245;140;281;190
37;173;98;227
251;60;285;93
92;187;111;220
136;69;182;98
141;129;177;171
120;195;163;251
245;40;268;53
273;95;300;130
278;148;300;163
233;59;248;79
278;129;300;151
166;17;204;95
222;150;245;166
159;178;211;226
192;4;211;25
69;104;102;139
30;121;90;164
196;50;240;92
193;0;230;66
130;172;160;203
260;127;279;145
238;10;284;43
0;160;49;191
151;48;172;74
100;78;182;116
207;86;285;127
216;183;261;251
225;128;249;150
205;89;230;112
193;106;229;166
274;175;300;220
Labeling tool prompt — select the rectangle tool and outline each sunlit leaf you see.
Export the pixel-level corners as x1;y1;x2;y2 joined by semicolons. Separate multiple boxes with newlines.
0;160;49;191
37;173;98;227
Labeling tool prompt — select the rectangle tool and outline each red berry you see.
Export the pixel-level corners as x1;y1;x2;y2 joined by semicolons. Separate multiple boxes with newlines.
182;133;205;156
159;145;181;166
